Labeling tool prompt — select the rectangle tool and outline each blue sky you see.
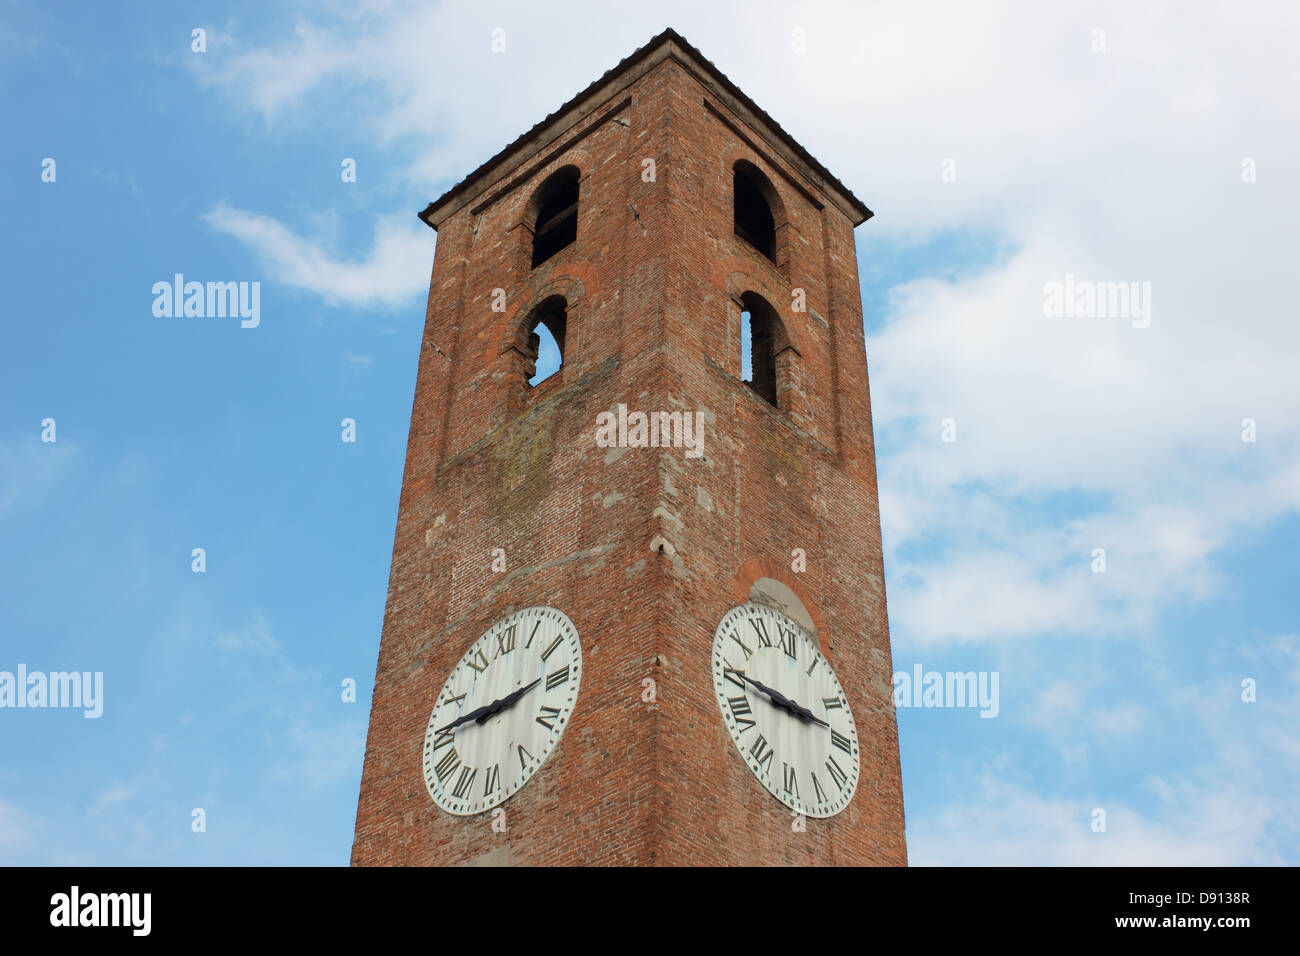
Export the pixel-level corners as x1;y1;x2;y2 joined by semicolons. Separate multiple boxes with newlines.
2;1;1297;864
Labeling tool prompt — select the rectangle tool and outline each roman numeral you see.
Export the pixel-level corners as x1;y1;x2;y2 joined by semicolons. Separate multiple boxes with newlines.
783;762;800;798
806;657;819;677
536;705;562;730
723;667;747;692
750;617;773;648
444;691;467;707
494;625;517;658
541;636;564;662
830;729;853;754
517;744;534;769
466;649;490;673
823;696;842;711
546;666;570;691
726;695;756;733
451;765;478;800
811;771;827;804
749;734;774;774
483;764;501;795
525;619;542;649
730;634;753;659
778;626;798;661
825;754;848;791
434;748;460;783
431;728;455;752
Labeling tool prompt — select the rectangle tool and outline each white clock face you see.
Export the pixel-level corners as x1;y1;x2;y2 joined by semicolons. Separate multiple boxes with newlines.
423;606;581;815
711;602;860;817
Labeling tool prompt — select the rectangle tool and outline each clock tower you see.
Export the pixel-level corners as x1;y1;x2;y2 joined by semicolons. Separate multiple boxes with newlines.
351;29;906;866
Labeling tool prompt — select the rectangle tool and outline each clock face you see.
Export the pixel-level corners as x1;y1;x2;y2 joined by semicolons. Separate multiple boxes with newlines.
423;606;582;816
711;602;860;817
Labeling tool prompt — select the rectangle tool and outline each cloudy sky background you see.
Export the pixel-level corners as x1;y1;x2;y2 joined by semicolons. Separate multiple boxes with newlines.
2;0;1297;863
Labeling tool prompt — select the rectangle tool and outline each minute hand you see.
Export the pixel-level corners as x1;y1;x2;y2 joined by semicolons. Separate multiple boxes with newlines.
741;675;830;727
436;678;541;733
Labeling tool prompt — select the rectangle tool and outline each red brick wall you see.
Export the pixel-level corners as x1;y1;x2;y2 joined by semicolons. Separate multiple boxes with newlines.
351;48;906;866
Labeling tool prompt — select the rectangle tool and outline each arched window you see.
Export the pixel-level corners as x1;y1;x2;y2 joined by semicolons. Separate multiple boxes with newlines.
524;296;567;387
740;292;780;406
530;167;580;268
733;161;777;263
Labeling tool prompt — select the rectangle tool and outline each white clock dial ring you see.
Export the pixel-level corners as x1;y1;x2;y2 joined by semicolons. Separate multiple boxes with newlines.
711;602;860;818
423;606;581;816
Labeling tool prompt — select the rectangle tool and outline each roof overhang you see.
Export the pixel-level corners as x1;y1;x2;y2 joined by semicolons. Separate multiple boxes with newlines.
418;28;873;232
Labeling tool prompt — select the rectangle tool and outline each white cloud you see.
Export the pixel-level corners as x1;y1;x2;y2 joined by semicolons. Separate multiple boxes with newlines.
913;640;1300;864
1092;703;1145;737
1028;679;1085;726
0;436;78;522
909;768;1286;866
203;204;430;308
87;782;136;817
213;611;282;653
197;21;360;124
270;716;368;791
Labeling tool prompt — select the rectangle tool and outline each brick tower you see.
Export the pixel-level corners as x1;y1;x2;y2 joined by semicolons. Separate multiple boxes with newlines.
351;29;906;866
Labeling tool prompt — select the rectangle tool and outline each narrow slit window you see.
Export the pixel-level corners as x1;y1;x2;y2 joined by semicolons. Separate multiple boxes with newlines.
740;310;754;383
741;293;778;406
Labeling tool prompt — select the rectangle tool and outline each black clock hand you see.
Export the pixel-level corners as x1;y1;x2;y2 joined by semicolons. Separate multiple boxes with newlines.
436;678;541;733
754;679;822;724
784;695;830;728
437;701;496;733
475;678;541;724
741;675;830;728
758;680;829;727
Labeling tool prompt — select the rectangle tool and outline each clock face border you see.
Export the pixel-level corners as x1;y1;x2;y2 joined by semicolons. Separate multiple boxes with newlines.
710;602;861;818
422;605;582;817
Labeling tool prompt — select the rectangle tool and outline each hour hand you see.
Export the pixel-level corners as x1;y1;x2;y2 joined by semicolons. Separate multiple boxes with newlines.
436;701;495;734
741;675;829;727
777;690;829;727
789;700;830;728
436;677;542;733
474;677;541;724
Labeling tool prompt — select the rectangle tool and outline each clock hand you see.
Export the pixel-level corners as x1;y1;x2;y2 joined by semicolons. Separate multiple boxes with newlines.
791;702;830;728
755;681;819;723
779;692;830;727
740;675;830;728
436;678;541;733
474;677;541;725
436;701;495;733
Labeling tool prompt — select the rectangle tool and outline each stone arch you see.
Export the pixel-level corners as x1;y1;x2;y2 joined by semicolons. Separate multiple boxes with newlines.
495;275;588;404
527;166;580;268
723;150;792;273
731;556;829;656
719;267;804;353
738;290;793;407
507;150;592;274
717;273;807;425
497;274;589;359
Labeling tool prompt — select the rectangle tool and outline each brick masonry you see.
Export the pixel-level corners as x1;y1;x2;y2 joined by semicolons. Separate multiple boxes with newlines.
350;30;907;866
